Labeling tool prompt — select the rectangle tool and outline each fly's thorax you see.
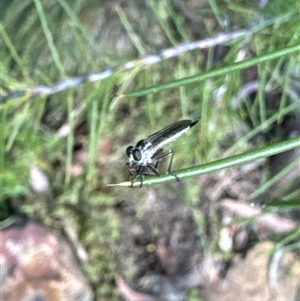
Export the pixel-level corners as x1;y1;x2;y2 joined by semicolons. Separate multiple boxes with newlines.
136;139;152;150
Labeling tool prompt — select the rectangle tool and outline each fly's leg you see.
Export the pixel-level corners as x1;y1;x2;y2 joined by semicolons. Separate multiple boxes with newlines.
128;165;143;187
166;151;179;182
146;164;160;177
154;150;172;169
136;165;146;188
155;150;179;182
130;165;160;188
128;169;134;187
129;150;180;187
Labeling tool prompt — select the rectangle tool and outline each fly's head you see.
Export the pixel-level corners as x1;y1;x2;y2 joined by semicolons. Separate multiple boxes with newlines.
126;145;142;167
126;139;151;167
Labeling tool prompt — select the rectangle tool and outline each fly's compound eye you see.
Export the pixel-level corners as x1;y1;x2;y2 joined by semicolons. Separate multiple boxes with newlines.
126;146;134;157
132;149;142;161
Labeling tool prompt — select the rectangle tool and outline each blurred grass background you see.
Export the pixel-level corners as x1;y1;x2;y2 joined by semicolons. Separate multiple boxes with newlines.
1;0;300;300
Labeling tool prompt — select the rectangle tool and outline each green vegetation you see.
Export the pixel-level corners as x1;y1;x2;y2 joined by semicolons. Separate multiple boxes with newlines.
1;0;299;300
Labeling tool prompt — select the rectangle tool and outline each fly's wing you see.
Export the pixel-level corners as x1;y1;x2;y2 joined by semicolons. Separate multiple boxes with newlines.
144;119;198;153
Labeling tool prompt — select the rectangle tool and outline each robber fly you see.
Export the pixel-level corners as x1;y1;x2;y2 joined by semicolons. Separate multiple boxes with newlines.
126;119;198;187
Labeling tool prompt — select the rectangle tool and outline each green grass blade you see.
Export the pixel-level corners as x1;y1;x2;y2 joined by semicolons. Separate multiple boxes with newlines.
115;4;145;55
33;0;65;76
0;23;29;80
121;44;300;98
